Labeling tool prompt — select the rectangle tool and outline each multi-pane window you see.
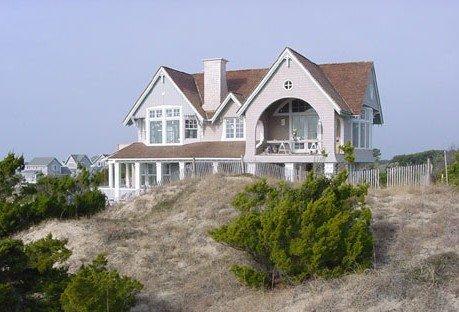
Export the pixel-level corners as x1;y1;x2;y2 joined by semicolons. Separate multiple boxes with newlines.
225;117;244;139
148;107;181;144
351;108;373;149
292;99;308;113
140;163;156;186
185;116;198;139
275;99;311;115
166;120;180;143
150;121;162;143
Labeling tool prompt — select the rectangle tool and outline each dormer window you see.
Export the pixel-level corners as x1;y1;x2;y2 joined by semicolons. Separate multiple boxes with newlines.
224;117;244;140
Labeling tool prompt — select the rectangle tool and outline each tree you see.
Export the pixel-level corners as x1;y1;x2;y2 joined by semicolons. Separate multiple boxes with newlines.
0;153;24;202
0;153;107;237
372;148;381;162
209;172;373;288
60;254;143;312
0;235;71;311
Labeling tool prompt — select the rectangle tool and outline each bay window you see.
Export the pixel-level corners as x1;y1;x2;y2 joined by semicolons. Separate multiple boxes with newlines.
225;117;244;139
351;108;373;149
147;106;181;145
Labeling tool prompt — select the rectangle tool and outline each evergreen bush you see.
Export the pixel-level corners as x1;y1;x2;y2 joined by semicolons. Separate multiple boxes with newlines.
60;254;143;312
210;171;373;288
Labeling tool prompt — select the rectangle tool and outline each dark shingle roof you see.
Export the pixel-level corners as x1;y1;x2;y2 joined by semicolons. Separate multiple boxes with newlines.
319;62;373;114
110;141;245;159
162;48;373;117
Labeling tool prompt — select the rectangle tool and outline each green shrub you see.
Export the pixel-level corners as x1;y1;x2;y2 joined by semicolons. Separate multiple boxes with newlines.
73;189;106;217
0;235;71;311
0;153;107;237
210;171;373;288
60;254;143;312
230;265;269;288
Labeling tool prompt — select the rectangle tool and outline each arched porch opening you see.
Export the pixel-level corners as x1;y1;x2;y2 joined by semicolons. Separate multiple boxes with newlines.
255;98;322;155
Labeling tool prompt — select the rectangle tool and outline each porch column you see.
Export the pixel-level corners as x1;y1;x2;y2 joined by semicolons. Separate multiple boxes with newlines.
285;163;295;182
247;163;256;175
125;163;131;188
134;162;141;190
324;163;335;178
212;162;219;174
179;161;186;180
114;162;120;200
156;162;162;185
108;162;114;188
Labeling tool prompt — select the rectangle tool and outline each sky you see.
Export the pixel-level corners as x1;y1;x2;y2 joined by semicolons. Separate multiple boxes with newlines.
0;0;458;160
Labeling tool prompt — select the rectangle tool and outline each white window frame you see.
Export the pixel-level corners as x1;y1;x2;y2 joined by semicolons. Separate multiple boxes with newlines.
146;106;183;146
222;117;245;141
351;107;373;150
184;115;199;140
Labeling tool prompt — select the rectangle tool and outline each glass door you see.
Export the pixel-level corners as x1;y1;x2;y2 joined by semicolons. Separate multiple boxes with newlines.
291;115;307;151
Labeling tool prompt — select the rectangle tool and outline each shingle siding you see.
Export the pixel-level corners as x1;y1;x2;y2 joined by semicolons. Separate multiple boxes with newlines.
243;58;338;163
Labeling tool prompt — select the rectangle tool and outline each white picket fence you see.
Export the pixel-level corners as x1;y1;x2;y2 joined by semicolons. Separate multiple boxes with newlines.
386;161;432;187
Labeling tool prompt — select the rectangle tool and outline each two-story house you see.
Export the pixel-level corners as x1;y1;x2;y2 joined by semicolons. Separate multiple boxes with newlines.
64;154;92;173
107;47;383;199
21;157;67;183
90;154;109;171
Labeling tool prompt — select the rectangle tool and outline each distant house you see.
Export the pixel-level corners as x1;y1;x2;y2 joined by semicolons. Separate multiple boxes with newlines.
64;154;92;172
21;157;66;183
90;154;109;171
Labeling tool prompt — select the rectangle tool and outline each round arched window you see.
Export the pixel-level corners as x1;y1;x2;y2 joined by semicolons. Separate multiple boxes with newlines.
284;80;293;90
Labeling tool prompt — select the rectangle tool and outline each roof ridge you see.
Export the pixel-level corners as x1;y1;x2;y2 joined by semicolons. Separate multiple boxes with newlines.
319;61;374;65
162;66;193;76
191;67;269;76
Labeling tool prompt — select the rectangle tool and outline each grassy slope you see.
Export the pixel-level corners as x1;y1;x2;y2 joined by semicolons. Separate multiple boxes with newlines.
16;176;458;312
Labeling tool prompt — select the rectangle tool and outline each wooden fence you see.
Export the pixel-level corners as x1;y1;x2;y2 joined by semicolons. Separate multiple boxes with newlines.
348;168;380;188
386;161;432;187
102;160;436;201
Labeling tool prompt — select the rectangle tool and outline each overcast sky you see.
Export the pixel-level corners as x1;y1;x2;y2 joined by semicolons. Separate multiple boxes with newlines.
1;0;457;160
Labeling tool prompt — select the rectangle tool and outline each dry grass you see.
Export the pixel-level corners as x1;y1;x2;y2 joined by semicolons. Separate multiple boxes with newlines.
16;177;458;311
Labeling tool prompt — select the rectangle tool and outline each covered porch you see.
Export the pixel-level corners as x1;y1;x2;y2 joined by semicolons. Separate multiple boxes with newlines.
255;98;323;156
101;161;184;201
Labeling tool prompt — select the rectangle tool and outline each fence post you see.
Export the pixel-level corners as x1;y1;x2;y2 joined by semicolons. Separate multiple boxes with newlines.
192;158;196;178
240;156;245;174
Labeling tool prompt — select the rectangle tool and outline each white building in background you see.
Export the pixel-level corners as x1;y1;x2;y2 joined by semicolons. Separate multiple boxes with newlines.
21;157;68;183
90;154;110;171
103;47;383;200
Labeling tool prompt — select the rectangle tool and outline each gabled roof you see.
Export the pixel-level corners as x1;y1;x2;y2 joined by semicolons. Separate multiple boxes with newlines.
125;47;376;122
289;48;353;113
90;154;109;163
319;61;374;114
67;154;90;164
163;67;207;118
27;157;59;166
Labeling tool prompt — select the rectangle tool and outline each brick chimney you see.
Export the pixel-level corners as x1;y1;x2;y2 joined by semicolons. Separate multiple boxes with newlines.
202;58;228;112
